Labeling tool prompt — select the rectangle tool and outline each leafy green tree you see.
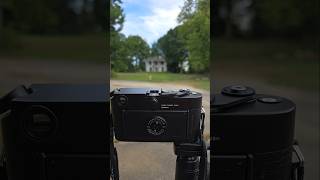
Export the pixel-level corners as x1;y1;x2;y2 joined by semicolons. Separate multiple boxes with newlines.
125;35;150;71
150;42;162;56
7;0;59;33
158;27;187;73
110;0;124;33
254;0;319;36
178;0;210;73
110;0;127;71
111;33;131;72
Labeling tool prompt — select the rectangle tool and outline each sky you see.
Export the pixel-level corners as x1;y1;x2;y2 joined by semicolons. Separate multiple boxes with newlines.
121;0;184;46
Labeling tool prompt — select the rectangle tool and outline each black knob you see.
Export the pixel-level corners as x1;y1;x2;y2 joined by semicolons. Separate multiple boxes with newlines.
117;95;128;106
147;116;167;136
222;85;255;97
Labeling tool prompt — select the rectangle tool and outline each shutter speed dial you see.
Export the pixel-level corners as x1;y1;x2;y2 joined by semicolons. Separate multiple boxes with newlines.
147;116;167;136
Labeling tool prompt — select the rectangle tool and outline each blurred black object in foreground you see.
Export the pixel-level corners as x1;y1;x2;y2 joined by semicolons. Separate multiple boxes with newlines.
211;85;304;180
0;84;109;180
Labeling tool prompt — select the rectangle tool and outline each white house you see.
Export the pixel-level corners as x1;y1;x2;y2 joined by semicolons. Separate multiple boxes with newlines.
144;56;167;72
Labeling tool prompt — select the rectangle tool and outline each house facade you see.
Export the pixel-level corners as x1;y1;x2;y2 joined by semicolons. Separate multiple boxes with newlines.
144;56;167;72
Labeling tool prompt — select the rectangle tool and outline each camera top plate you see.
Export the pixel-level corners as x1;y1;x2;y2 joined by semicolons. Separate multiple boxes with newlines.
211;85;296;153
113;88;201;98
212;93;295;115
112;88;202;110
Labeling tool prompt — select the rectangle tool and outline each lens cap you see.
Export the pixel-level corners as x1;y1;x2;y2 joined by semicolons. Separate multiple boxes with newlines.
222;85;255;97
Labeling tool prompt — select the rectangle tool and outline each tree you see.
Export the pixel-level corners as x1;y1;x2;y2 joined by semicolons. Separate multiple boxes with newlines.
0;2;3;30
150;42;162;57
125;35;150;71
111;33;130;72
254;0;320;37
110;0;124;33
178;0;210;73
110;0;127;71
158;27;187;73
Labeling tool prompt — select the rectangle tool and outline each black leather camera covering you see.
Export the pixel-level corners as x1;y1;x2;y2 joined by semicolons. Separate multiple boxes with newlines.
111;88;202;142
1;84;109;180
211;86;296;180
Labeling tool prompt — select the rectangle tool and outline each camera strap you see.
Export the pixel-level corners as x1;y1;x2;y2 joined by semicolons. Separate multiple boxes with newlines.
292;141;304;180
110;117;119;180
211;95;256;113
109;92;119;180
199;108;207;180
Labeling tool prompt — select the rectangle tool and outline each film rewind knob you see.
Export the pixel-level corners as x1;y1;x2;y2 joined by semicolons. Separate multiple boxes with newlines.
222;85;255;97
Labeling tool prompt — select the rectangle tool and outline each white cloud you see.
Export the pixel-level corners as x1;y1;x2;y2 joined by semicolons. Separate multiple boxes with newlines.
121;0;184;45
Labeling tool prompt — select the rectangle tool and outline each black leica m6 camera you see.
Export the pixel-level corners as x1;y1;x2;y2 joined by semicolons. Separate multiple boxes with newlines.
211;85;304;180
110;88;207;180
0;84;109;180
111;88;202;142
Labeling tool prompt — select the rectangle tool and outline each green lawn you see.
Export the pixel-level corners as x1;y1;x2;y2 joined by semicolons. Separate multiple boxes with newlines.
212;38;319;91
0;34;106;63
111;72;210;91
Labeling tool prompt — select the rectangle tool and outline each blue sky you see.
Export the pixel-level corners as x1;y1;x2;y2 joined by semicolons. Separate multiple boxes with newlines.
121;0;184;46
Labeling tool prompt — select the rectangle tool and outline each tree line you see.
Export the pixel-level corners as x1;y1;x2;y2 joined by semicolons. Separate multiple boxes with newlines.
0;0;106;49
111;0;210;74
213;0;319;38
0;0;106;34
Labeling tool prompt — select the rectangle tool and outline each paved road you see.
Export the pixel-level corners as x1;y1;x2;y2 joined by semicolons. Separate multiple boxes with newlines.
111;80;210;180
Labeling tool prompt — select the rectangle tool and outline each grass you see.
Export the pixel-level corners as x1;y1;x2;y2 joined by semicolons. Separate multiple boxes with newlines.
0;34;106;63
212;38;319;91
111;72;210;91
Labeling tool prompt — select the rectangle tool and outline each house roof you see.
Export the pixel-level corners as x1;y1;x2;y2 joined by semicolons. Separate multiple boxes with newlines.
144;56;166;62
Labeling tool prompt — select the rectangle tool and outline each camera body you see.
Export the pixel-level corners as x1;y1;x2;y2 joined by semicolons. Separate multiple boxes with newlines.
1;84;109;180
111;88;202;143
211;85;297;180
